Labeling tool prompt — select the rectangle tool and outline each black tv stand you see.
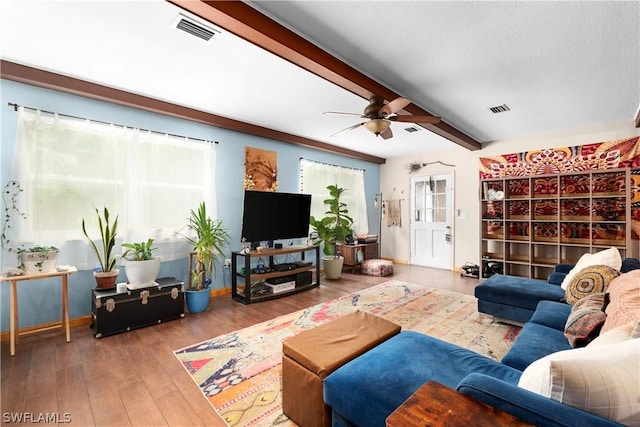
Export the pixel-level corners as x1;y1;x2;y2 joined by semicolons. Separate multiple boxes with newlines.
231;245;320;304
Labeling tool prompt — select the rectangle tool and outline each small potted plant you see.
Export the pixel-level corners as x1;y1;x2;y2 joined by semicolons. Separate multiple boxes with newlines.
82;206;119;289
121;238;160;288
17;245;59;274
177;202;230;313
309;184;354;280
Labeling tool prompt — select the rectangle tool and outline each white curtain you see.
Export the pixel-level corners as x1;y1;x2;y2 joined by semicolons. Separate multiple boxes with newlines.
299;159;369;235
6;107;216;270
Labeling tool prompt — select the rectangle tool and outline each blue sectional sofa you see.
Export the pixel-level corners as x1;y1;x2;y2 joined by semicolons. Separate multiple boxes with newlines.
323;300;622;427
323;258;640;426
475;258;640;324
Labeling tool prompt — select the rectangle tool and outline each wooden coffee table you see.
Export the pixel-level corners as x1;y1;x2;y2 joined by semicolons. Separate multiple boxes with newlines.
386;381;531;426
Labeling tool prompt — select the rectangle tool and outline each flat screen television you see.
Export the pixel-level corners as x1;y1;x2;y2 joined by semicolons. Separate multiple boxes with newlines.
241;190;312;245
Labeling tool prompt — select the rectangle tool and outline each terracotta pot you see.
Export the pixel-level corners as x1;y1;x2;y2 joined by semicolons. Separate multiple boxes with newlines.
94;268;120;289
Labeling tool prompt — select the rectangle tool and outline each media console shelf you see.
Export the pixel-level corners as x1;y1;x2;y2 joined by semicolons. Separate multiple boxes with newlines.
231;245;320;304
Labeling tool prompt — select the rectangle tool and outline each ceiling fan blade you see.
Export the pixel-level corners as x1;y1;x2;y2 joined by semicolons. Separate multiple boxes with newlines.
379;97;411;116
330;122;365;137
379;127;393;140
323;111;365;118
389;115;441;124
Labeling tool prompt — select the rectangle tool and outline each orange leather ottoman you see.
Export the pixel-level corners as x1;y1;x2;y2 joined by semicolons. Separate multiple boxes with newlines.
282;310;401;427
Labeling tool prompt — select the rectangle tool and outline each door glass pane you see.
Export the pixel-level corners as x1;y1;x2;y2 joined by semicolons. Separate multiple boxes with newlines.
414;181;425;222
435;179;447;223
423;208;433;222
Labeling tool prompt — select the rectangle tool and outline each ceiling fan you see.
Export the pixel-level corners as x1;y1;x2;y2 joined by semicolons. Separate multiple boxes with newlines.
324;96;441;140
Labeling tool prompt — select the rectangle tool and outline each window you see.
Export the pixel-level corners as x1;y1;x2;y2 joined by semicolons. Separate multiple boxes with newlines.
299;159;368;235
8;107;216;269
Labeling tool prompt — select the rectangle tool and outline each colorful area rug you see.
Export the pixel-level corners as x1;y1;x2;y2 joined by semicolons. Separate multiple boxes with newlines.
174;280;520;426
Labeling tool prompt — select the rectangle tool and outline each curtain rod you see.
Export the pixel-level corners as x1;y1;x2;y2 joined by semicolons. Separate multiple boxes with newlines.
7;102;218;145
299;157;365;172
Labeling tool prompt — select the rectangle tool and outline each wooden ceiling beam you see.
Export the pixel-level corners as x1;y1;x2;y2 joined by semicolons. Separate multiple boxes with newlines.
168;0;482;151
1;60;385;164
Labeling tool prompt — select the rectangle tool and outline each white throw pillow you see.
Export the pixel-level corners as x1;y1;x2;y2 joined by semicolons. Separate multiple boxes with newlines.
587;321;637;347
518;338;640;426
561;247;622;290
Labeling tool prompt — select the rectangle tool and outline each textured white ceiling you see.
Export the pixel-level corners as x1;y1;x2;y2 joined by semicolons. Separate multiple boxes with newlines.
1;1;638;160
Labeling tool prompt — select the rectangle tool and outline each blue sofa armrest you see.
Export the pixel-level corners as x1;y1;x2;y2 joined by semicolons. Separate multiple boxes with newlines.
457;373;622;427
554;263;575;274
547;263;574;285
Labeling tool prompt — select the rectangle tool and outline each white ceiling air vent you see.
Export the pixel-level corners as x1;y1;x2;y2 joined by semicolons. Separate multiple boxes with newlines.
489;104;511;114
404;126;421;133
172;13;220;41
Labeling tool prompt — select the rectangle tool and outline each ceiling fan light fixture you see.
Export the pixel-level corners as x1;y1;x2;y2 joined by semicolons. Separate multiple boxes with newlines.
364;119;391;136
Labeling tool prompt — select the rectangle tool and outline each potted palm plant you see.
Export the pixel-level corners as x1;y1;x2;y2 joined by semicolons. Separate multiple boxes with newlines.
121;238;160;288
177;202;230;313
309;184;354;280
82;206;119;289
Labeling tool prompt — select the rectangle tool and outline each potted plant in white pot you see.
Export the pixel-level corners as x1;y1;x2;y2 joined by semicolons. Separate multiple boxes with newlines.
177;202;230;313
82;206;119;289
17;245;59;274
121;238;160;288
309;184;354;280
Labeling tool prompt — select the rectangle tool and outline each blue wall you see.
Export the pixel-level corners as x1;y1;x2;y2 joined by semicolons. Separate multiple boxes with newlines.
0;79;381;330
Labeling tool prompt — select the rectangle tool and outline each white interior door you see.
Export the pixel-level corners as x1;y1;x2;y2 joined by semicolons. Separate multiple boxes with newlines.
410;174;453;269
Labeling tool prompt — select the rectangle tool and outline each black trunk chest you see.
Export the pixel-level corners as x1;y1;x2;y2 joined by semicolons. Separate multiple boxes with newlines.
91;277;185;338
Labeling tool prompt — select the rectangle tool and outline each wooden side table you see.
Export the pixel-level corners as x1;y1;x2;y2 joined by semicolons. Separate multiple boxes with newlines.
386;381;531;427
336;244;366;273
1;268;76;356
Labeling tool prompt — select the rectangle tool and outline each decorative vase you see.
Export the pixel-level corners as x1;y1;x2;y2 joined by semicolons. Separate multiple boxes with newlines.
185;288;210;313
20;250;59;274
123;258;160;288
94;268;120;289
323;256;344;280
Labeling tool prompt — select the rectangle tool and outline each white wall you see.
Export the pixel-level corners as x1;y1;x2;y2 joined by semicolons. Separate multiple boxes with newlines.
380;119;640;268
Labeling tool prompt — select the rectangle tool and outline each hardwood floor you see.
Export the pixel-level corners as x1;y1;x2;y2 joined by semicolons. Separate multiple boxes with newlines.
0;265;478;426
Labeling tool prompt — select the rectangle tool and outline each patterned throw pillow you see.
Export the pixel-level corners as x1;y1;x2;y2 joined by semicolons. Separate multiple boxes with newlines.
564;293;607;347
560;247;622;290
564;265;620;305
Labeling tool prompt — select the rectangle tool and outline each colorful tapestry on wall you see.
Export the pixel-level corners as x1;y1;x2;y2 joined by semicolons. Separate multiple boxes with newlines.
478;136;640;240
478;137;639;179
244;147;278;191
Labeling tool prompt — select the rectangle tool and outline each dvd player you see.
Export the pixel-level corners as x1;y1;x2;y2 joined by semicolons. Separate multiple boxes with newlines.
293;260;312;268
273;263;297;272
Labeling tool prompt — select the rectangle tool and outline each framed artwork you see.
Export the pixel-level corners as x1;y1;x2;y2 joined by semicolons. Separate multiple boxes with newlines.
244;147;278;192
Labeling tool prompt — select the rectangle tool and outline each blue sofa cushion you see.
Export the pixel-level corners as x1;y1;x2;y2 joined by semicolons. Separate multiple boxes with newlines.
621;257;640;273
528;300;573;331
502;322;572;371
475;274;565;311
324;331;521;427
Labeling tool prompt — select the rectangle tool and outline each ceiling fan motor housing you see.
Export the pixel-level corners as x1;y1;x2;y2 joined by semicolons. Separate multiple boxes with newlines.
364;96;386;118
